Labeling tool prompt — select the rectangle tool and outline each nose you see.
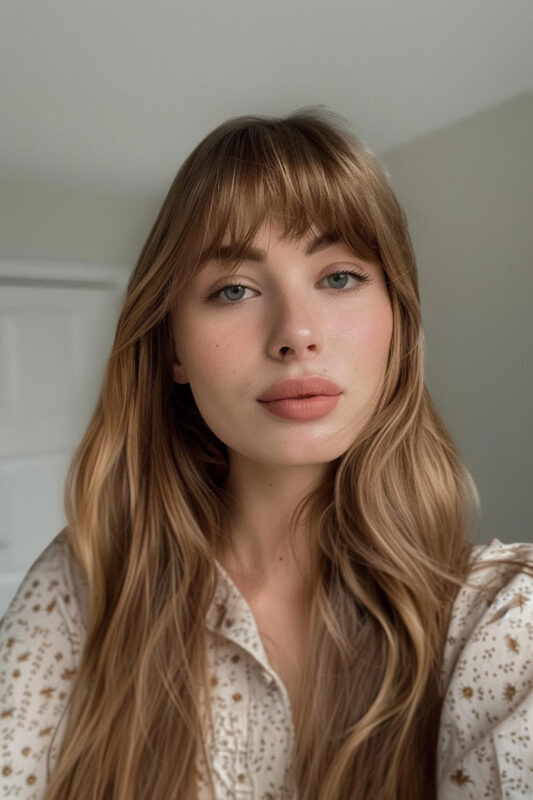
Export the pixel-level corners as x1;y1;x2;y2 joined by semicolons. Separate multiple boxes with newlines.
265;290;322;360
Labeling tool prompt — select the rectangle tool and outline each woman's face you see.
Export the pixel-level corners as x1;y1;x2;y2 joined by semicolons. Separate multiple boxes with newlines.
170;223;393;470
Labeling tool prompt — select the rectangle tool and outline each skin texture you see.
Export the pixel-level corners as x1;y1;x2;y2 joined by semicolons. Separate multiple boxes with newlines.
170;223;393;578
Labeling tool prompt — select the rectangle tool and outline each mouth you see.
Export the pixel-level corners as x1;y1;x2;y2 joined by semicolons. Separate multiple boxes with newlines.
258;376;342;403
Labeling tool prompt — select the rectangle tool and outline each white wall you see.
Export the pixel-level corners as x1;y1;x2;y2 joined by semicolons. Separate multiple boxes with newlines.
382;91;533;544
0;177;162;265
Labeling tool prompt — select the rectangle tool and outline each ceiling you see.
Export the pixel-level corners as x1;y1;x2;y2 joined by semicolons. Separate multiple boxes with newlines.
2;0;532;195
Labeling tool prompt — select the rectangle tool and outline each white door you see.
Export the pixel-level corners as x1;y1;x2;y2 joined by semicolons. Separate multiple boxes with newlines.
0;260;131;617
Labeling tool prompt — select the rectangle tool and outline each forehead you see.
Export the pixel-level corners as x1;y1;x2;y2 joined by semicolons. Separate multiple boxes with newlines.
197;224;356;274
221;228;340;262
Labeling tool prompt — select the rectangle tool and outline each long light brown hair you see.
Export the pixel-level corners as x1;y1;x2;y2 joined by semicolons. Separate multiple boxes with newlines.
46;110;480;799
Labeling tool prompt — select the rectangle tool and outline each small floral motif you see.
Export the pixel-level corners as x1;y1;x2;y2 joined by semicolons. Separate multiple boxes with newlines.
461;686;474;699
451;769;472;786
61;668;76;680
504;683;517;702
487;592;530;623
505;635;520;654
514;592;528;610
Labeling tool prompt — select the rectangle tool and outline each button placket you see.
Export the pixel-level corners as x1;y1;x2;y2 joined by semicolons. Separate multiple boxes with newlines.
204;562;297;799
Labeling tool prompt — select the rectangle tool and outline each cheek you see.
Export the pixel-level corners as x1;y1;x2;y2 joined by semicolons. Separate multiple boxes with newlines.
336;297;393;370
366;307;393;367
180;322;246;387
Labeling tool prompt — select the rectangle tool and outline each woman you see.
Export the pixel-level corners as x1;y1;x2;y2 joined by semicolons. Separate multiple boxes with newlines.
1;110;532;800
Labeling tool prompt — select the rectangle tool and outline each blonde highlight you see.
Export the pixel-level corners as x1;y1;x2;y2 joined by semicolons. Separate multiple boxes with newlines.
45;109;483;799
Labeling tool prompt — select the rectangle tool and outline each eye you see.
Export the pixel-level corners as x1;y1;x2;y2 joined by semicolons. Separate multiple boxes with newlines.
210;283;258;303
320;270;371;290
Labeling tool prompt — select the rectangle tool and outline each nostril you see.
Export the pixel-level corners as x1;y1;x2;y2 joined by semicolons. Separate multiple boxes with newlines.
278;342;316;356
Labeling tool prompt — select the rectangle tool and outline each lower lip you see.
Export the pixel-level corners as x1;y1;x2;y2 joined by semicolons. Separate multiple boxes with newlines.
258;394;341;420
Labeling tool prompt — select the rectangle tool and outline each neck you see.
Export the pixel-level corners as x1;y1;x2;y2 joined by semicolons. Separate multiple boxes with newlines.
218;456;327;585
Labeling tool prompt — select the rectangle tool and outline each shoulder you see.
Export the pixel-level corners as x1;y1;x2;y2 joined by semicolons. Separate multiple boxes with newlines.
1;531;88;796
441;539;533;687
437;539;533;798
1;530;89;643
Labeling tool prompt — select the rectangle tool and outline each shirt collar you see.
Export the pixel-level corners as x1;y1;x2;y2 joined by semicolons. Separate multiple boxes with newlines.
206;560;272;668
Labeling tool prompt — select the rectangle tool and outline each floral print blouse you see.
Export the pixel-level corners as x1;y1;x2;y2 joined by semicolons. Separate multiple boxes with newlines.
1;533;532;799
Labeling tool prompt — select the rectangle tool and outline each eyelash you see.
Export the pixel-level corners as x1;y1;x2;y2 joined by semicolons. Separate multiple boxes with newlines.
208;270;372;304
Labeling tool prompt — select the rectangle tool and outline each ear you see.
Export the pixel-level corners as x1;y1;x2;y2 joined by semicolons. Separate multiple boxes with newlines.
169;334;189;384
171;356;189;384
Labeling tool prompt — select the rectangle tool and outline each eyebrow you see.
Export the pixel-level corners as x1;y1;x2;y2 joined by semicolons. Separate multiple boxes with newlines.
203;231;341;267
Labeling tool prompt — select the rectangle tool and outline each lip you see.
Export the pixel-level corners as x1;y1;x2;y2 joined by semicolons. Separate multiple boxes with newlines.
258;394;341;421
257;377;342;421
257;376;342;402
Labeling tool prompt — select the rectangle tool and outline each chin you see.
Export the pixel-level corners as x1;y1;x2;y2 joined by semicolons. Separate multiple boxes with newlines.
260;448;343;468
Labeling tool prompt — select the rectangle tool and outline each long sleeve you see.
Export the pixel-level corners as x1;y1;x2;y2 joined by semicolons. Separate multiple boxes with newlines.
0;533;87;799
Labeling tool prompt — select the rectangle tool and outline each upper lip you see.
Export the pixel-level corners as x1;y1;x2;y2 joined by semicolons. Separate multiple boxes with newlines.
258;377;342;402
